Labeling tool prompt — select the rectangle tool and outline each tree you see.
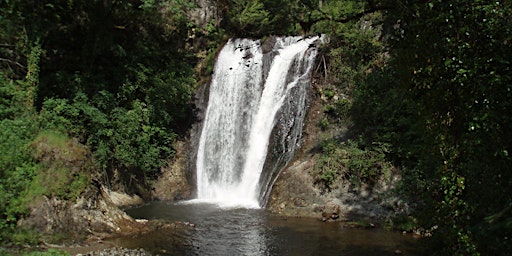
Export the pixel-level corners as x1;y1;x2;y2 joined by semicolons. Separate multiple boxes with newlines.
0;1;199;243
354;0;512;254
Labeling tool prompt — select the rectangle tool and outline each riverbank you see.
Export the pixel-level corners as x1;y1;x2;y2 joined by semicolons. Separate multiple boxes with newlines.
78;202;421;256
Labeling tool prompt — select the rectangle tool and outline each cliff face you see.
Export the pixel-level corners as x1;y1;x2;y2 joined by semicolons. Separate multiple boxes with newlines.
151;140;193;201
188;0;222;27
18;133;145;244
19;133;192;244
266;77;408;222
267;156;404;221
21;186;140;243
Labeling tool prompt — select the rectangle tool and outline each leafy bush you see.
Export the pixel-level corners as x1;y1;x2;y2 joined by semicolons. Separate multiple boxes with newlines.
227;0;270;37
0;117;38;242
39;94;177;183
313;137;392;191
318;117;330;130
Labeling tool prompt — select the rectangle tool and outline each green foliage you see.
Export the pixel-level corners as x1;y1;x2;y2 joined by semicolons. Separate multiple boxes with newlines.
0;0;196;187
318;117;330;130
0;0;198;246
348;0;512;255
22;249;70;256
223;0;337;36
323;98;352;119
328;15;384;89
318;12;384;129
0;115;38;242
0;74;36;119
385;215;418;232
313;138;392;191
26;159;89;201
306;1;511;253
10;229;41;247
24;43;41;110
0;129;91;245
226;0;271;37
38;93;177;181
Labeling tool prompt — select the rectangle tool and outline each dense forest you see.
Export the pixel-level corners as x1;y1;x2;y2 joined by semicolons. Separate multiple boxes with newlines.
0;0;511;255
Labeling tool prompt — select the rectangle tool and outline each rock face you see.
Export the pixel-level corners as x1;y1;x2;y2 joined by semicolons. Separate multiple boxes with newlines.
267;157;326;218
188;0;221;27
267;78;406;222
103;187;144;207
267;145;403;223
19;132;148;243
20;183;143;243
151;140;193;201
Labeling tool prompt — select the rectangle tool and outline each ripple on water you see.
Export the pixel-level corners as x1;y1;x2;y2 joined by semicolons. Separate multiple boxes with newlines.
118;202;421;256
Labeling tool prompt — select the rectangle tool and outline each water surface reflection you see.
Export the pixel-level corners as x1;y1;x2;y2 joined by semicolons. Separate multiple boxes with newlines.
120;202;421;255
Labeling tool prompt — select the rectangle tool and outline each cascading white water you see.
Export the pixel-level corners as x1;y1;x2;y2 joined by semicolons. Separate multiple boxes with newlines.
196;36;322;208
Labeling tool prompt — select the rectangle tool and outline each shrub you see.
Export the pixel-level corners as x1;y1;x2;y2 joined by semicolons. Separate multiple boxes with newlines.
313;137;393;190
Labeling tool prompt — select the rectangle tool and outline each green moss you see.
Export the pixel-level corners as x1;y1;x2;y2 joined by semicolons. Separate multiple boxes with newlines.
43;232;72;245
24;131;91;201
26;165;89;201
22;249;70;256
31;131;87;163
322;89;335;99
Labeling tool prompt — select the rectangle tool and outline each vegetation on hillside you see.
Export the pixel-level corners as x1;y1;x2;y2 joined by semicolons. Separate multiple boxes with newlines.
0;0;510;255
0;0;197;247
310;0;512;255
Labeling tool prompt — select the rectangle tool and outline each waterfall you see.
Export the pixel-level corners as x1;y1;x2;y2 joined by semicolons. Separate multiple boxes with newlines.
196;35;322;208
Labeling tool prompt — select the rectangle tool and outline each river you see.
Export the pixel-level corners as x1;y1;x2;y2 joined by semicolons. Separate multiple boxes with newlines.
114;201;421;256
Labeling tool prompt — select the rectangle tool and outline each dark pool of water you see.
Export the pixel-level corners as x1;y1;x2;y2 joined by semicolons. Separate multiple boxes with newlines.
118;201;422;256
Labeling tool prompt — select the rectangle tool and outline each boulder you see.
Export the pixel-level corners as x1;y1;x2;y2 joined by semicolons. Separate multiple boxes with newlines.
102;187;143;207
321;202;341;222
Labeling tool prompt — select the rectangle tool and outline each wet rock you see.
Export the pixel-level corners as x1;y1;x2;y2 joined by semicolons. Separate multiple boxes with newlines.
261;37;278;54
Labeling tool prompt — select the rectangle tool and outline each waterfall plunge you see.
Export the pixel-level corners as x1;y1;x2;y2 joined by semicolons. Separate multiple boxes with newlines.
196;36;322;208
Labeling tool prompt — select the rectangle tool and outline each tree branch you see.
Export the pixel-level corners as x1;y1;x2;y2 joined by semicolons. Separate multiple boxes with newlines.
0;57;26;69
